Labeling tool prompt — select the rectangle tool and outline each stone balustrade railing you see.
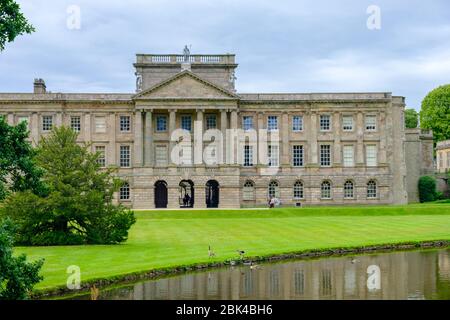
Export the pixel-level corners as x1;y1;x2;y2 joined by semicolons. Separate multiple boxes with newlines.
136;54;235;65
437;140;450;149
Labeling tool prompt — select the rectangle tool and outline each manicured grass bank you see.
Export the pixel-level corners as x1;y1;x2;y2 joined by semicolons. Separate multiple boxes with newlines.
14;204;450;291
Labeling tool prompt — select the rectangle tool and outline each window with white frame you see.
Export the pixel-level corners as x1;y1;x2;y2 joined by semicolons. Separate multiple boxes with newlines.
267;116;278;131
243;145;253;167
320;145;331;167
120;145;131;167
205;115;217;130
439;153;443;168
344;180;354;199
292;145;304;167
342;115;354;131
120;115;131;132
293;181;304;199
95;145;106;167
95;116;106;133
365;115;377;131
243;180;255;200
292;116;303;132
70;116;81;132
321;181;332;199
181;115;192;131
268;180;280;198
447;152;450;167
367;180;377;198
268;144;279;167
366;145;377;167
320;115;331;131
155;145;168;166
243;116;253;131
119;182;130;200
343;145;354;167
156;115;167;132
42;115;53;132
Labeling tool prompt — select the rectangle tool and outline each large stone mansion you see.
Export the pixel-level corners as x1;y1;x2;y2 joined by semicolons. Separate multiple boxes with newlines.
0;51;434;208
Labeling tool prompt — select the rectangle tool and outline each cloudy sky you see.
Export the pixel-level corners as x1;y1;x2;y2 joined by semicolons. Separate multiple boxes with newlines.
1;0;449;109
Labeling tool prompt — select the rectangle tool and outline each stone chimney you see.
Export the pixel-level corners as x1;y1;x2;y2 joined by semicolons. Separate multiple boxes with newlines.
33;78;46;94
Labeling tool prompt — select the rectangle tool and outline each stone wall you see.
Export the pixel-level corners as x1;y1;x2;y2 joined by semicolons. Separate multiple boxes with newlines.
404;129;435;203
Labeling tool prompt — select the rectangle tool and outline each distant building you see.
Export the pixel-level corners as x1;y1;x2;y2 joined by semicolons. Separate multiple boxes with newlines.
0;51;434;208
436;140;450;173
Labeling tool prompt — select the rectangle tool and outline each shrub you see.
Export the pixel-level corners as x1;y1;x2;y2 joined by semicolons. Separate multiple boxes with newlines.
1;127;136;246
0;218;43;299
418;176;437;203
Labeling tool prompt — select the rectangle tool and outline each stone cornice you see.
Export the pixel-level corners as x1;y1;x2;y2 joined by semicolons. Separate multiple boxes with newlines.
239;98;392;105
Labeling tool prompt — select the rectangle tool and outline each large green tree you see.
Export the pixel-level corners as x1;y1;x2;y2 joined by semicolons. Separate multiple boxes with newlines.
1;126;136;245
0;0;35;51
0;117;45;201
0;218;43;299
420;84;450;142
404;108;419;129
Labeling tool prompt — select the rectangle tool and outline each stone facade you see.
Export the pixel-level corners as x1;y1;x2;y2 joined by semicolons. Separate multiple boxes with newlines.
0;52;431;208
436;140;450;173
404;129;434;202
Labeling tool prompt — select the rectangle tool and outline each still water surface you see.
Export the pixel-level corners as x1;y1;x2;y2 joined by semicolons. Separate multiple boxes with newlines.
70;248;450;300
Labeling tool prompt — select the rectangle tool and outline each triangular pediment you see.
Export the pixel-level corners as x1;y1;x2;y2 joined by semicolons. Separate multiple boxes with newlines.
133;71;239;100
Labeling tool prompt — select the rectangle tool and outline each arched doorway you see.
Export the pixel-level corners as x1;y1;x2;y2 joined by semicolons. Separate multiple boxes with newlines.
179;180;194;208
206;180;219;208
154;180;168;208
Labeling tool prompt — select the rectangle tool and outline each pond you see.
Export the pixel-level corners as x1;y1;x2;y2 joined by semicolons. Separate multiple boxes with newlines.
67;248;450;300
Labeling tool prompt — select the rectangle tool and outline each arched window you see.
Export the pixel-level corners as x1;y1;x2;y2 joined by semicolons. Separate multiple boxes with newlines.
321;181;332;199
120;182;130;200
344;180;354;199
367;180;377;198
243;180;255;201
268;180;280;199
293;180;304;199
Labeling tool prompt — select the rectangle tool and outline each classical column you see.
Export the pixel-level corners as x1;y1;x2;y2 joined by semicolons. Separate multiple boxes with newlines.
169;109;177;165
84;112;91;143
194;109;204;165
230;110;238;164
31;112;39;146
379;111;387;163
310;112;318;164
108;113;116;166
281;112;289;166
220;109;228;164
55;112;63;127
333;111;341;164
257;111;265;165
7;113;14;125
356;111;364;164
144;110;153;166
134;110;143;167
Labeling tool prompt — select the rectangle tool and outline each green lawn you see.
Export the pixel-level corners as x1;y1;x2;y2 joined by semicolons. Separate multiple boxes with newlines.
14;204;450;291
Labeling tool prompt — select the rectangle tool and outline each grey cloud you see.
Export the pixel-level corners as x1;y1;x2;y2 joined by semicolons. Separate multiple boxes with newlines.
0;0;449;109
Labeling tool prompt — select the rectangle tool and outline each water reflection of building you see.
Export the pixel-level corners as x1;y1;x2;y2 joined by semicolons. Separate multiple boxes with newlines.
98;250;449;300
